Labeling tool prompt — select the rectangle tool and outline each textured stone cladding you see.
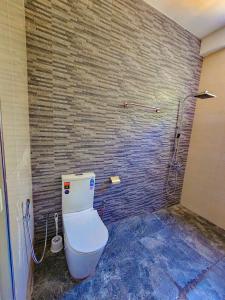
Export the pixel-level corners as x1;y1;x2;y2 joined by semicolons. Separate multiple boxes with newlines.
25;0;202;241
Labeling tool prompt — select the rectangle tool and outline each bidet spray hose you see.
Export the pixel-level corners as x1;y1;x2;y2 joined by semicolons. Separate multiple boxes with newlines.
26;214;48;264
22;200;48;264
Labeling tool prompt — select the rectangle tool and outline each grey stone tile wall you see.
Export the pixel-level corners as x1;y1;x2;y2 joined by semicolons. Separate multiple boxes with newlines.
25;0;202;241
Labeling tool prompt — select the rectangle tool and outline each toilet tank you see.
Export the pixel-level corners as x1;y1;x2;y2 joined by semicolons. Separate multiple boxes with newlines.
62;172;95;214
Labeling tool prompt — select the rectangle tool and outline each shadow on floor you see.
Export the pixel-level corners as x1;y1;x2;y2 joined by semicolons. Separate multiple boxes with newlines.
32;249;79;300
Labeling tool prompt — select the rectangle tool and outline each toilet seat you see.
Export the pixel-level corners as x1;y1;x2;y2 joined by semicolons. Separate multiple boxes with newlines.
63;209;108;254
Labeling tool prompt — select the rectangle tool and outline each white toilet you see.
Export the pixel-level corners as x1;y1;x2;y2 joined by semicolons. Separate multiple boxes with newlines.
62;172;108;279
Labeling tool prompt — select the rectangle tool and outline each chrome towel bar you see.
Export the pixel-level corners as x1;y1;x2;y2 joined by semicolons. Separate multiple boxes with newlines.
123;102;160;113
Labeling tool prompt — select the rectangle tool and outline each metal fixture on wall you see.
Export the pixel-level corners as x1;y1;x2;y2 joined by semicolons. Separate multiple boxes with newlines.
194;91;216;99
109;176;121;185
123;102;160;113
22;199;49;264
166;90;216;197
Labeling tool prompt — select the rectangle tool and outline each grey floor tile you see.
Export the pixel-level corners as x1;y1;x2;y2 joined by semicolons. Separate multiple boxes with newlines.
187;257;225;300
32;205;225;300
140;226;211;288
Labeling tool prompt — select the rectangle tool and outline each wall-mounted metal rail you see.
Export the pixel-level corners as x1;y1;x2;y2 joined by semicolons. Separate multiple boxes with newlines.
123;102;160;113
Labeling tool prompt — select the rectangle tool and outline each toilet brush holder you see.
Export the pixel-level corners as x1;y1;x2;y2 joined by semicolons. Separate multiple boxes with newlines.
51;235;63;253
50;212;63;253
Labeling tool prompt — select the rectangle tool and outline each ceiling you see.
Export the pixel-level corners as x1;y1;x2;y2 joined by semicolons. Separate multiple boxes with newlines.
143;0;225;38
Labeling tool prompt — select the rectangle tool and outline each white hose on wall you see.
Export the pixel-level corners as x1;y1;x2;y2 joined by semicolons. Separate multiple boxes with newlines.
22;200;48;264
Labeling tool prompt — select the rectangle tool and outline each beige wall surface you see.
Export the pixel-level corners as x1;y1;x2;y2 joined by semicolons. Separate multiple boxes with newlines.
0;0;33;299
181;49;225;230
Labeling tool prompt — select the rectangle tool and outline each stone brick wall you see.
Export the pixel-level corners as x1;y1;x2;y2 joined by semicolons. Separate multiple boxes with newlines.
25;0;202;241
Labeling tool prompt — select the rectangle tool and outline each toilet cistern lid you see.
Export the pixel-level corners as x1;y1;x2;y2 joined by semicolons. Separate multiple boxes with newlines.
63;209;108;253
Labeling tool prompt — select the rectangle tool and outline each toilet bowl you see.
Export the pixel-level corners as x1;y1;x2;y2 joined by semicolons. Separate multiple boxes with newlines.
62;173;108;279
63;209;108;279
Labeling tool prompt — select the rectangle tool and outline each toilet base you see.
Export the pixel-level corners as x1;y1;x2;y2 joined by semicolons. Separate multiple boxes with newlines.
64;233;105;279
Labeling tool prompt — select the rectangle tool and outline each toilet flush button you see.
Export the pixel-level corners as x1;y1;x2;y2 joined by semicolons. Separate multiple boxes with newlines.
64;182;70;189
90;178;95;190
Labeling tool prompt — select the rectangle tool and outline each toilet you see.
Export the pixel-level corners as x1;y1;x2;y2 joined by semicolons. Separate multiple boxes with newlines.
62;172;108;279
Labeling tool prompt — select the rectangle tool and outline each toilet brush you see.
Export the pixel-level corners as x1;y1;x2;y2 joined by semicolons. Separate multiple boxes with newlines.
50;213;63;253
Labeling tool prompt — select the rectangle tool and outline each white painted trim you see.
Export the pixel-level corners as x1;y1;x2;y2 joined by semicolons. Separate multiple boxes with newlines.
200;26;225;57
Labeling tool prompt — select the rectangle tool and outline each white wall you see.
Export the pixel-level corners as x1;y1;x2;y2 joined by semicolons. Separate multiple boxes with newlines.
0;1;33;299
181;49;225;230
200;26;225;57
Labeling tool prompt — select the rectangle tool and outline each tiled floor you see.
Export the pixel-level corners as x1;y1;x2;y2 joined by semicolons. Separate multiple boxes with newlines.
32;205;225;300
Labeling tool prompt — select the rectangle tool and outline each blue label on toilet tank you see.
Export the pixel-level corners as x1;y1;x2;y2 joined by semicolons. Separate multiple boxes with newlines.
90;178;95;190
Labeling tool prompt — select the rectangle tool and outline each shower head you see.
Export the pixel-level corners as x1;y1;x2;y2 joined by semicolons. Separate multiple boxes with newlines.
194;90;216;99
